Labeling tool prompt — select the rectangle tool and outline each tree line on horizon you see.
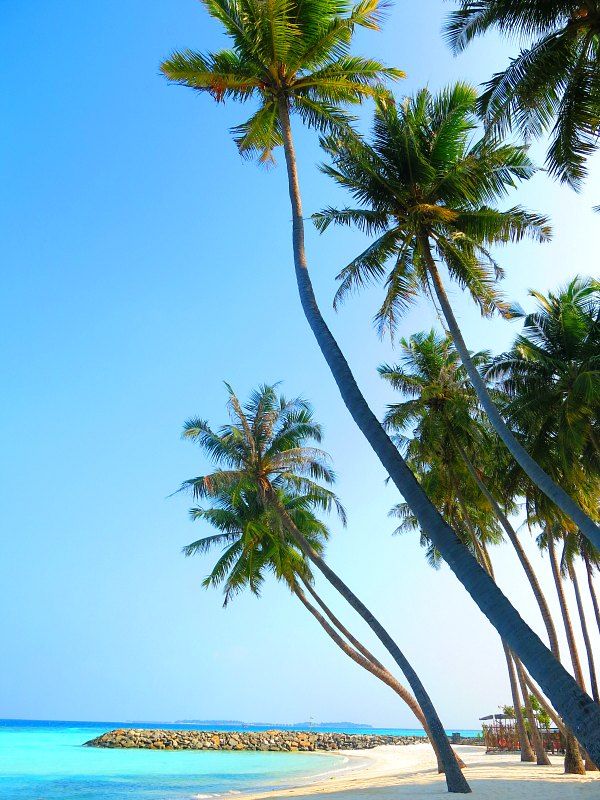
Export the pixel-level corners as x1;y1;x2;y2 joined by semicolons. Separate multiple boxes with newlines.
158;1;600;793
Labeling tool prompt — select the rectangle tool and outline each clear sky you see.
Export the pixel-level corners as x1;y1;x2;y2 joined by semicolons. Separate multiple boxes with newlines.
2;1;599;729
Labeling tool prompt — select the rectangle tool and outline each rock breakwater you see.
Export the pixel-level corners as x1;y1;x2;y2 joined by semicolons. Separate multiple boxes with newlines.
84;729;428;752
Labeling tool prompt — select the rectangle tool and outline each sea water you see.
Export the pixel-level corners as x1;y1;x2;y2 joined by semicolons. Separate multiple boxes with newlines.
0;720;479;799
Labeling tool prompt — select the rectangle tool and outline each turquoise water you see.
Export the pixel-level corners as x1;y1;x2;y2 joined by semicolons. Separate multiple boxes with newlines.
0;720;479;799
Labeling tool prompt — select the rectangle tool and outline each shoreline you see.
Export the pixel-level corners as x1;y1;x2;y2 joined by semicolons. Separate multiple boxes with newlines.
245;744;600;800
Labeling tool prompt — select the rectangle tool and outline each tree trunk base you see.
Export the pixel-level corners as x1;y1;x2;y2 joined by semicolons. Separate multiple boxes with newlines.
438;754;466;772
584;754;599;771
564;737;586;775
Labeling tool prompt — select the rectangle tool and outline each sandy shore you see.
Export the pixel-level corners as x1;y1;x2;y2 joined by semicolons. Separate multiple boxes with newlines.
248;744;600;799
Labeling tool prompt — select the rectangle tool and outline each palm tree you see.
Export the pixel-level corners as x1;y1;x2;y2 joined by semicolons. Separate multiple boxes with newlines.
444;1;600;188
180;383;469;790
183;482;464;772
565;547;600;704
584;552;600;637
386;395;547;765
379;331;560;657
554;531;600;704
314;84;600;549
381;332;593;772
489;277;600;484
161;6;600;759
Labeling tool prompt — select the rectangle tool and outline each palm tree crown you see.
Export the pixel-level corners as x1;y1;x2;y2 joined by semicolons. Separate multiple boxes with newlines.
183;484;328;605
489;277;600;486
445;1;600;188
314;83;550;336
379;330;486;448
180;383;346;524
160;0;403;162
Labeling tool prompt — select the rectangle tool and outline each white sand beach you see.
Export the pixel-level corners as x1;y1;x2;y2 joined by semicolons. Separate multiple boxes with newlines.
248;744;600;800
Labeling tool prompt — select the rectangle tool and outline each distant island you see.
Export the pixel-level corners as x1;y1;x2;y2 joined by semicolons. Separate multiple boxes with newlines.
174;719;374;729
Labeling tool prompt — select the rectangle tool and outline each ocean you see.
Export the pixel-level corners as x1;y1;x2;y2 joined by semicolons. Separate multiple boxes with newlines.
0;719;479;799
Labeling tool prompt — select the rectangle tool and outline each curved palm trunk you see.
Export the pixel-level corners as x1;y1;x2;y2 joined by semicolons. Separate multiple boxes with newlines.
546;534;598;770
584;553;600;637
569;563;599;702
503;644;535;762
451;433;560;656
523;673;586;774
276;99;600;767
298;578;466;771
515;658;552;765
266;492;469;791
422;244;600;550
453;507;534;763
292;584;460;773
547;534;586;688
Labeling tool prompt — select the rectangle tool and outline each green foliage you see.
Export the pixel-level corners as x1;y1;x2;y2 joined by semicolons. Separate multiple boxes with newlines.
160;0;402;162
314;83;550;336
179;384;346;604
445;1;600;188
381;331;504;566
488;276;600;525
183;484;328;605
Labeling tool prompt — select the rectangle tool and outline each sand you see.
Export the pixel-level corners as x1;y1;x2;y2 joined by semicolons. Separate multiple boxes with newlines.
247;744;600;799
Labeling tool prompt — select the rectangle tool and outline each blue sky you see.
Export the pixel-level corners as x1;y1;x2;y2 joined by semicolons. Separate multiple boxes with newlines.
2;1;599;728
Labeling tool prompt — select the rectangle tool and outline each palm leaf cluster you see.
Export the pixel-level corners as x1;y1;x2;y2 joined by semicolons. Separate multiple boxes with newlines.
380;332;504;570
314;83;550;337
445;1;600;188
161;0;402;162
379;286;600;760
184;486;328;605
488;277;600;527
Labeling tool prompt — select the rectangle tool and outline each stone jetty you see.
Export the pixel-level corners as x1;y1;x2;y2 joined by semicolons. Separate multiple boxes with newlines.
84;729;428;752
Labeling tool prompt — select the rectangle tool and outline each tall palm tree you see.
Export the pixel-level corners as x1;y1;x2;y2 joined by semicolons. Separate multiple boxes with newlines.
161;6;600;759
489;277;600;484
379;330;560;657
561;532;600;703
444;1;600;188
584;552;600;636
314;84;600;549
183;482;464;772
381;332;591;772
390;461;546;765
542;526;598;771
180;383;469;790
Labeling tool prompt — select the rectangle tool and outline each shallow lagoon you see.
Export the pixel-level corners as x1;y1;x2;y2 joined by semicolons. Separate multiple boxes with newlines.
0;721;343;800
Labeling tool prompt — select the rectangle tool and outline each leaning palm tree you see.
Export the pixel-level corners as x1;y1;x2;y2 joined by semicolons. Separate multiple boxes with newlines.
379;330;560;658
314;84;600;549
180;383;469;790
489;277;600;483
161;4;600;759
444;1;600;188
562;532;600;704
183;482;464;772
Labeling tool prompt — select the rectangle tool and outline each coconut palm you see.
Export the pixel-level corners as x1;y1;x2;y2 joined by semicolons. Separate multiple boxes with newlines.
379;331;560;657
584;553;600;636
161;6;600;759
183;482;464;772
489;277;600;483
160;0;403;163
562;533;600;704
389;456;545;765
444;1;600;188
180;383;468;789
380;331;591;772
314;84;600;549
